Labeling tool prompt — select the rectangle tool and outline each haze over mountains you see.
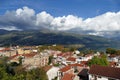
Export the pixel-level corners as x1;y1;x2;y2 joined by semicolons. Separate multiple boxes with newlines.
0;29;120;51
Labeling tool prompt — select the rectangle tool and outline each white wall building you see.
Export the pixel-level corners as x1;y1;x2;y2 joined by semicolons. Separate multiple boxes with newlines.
47;67;59;80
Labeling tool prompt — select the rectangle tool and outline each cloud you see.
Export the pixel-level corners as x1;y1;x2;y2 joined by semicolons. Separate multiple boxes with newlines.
0;6;120;36
36;11;53;28
82;12;120;31
51;15;83;30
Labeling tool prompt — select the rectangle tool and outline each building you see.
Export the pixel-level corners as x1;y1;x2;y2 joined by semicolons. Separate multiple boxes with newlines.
43;66;59;80
89;65;120;80
58;63;86;80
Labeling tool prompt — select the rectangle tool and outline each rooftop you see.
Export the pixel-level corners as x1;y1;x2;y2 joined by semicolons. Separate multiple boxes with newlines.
89;65;120;79
59;65;71;72
66;57;76;62
61;73;74;80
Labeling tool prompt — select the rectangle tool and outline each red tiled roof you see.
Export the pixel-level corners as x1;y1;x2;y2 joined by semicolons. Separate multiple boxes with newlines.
67;57;76;61
89;65;120;79
57;52;73;58
57;53;63;56
81;61;88;65
59;65;71;72
0;50;3;52
70;63;84;67
22;53;36;58
0;48;11;52
59;63;84;72
2;48;11;51
61;73;74;80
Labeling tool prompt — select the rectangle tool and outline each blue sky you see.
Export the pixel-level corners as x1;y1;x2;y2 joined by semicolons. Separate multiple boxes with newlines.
0;0;120;37
0;0;120;18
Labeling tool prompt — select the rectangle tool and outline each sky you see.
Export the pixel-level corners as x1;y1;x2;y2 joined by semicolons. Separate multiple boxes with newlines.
0;0;120;18
0;0;120;36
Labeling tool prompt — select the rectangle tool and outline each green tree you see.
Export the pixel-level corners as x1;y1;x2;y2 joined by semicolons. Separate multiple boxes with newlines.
88;56;109;66
48;56;53;65
106;48;117;54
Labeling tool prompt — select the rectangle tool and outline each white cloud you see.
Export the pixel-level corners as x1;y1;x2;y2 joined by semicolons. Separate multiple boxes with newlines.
0;6;120;36
51;15;83;30
0;26;20;31
16;6;35;17
83;12;120;31
36;11;53;28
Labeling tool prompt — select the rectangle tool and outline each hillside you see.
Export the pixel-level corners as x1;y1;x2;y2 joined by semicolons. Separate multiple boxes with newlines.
0;29;119;50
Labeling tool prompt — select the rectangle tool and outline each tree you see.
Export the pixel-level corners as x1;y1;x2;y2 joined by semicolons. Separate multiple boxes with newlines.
0;56;48;80
18;56;23;65
48;56;53;65
106;48;117;54
88;56;109;66
25;68;48;80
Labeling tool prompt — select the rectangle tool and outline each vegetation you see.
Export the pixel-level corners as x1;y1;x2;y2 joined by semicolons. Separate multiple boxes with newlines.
88;56;109;66
0;56;48;80
106;48;120;55
48;55;53;65
38;45;73;52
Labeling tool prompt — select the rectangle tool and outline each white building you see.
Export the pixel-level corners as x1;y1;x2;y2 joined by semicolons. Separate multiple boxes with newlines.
47;67;59;80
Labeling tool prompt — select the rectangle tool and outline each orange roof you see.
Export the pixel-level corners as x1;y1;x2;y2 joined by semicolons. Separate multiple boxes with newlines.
81;61;88;65
67;57;76;61
59;63;84;72
0;50;3;52
61;73;75;80
2;48;11;51
62;52;73;57
59;65;71;72
22;53;36;58
70;63;84;67
0;48;11;52
57;53;63;56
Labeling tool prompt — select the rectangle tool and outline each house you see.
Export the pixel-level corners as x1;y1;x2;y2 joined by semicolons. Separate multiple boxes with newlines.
58;63;86;80
22;53;37;67
108;54;120;62
58;65;74;80
78;69;89;80
0;48;16;57
22;52;49;70
66;57;76;64
84;54;94;61
8;54;22;63
89;65;120;80
44;66;59;80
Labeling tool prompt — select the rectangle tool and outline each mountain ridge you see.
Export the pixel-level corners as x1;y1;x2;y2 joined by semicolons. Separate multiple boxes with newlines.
0;29;119;51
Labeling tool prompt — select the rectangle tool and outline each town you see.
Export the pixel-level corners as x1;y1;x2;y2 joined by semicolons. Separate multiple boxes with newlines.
0;45;120;80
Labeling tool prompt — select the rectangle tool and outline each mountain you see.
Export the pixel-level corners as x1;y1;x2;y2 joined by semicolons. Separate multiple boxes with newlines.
0;29;10;35
0;29;120;51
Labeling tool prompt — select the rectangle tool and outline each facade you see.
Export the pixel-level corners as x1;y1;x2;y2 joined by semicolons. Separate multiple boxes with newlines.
46;67;59;80
22;52;49;68
58;63;86;80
